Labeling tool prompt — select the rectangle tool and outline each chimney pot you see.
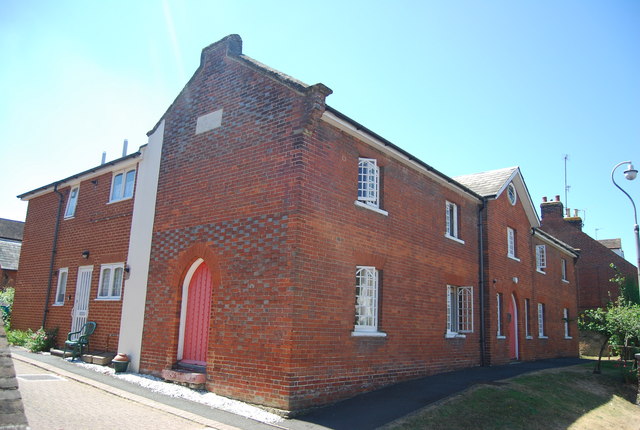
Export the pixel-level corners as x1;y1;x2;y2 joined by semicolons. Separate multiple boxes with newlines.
542;196;548;202
555;195;560;202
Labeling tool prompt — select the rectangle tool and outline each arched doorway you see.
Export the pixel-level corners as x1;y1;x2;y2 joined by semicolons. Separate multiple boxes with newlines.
508;294;519;360
177;259;213;366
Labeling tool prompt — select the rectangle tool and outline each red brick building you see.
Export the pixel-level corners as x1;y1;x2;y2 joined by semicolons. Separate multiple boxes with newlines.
13;151;141;352
539;196;638;312
13;34;580;412
456;168;579;366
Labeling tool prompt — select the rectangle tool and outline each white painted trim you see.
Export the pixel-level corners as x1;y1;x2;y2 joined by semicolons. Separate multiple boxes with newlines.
511;294;519;360
323;111;482;203
117;120;165;372
351;331;387;337
177;258;205;361
445;234;465;244
354;200;389;216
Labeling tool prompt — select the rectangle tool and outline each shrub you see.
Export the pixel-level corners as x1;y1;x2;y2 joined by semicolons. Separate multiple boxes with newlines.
6;329;30;346
25;327;58;353
0;287;14;328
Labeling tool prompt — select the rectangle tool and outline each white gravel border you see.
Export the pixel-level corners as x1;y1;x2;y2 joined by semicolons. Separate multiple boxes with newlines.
74;361;284;425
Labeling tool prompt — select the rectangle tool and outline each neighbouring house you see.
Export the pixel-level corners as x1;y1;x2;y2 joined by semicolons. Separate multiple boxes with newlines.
455;167;580;365
539;196;638;312
598;238;624;259
12;34;580;413
13;150;142;352
0;218;24;289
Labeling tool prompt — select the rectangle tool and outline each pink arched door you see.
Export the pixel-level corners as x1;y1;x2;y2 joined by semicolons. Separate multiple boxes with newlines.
181;262;213;366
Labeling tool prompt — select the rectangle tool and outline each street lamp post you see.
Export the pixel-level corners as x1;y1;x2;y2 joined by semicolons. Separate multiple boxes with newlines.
611;161;640;298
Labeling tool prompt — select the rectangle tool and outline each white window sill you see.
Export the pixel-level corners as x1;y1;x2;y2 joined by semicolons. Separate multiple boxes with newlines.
354;200;389;216
562;279;570;284
564;336;573;340
526;335;533;340
63;216;75;220
508;255;520;262
445;332;466;339
108;196;134;205
445;234;465;245
538;335;548;339
95;297;121;301
536;269;546;275
496;335;506;339
351;330;387;337
52;303;64;307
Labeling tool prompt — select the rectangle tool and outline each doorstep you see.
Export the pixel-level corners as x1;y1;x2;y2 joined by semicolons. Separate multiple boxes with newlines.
50;349;115;365
161;368;206;390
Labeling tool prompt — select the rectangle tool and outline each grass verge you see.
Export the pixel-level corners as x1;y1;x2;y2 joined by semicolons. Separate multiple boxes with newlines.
385;360;639;430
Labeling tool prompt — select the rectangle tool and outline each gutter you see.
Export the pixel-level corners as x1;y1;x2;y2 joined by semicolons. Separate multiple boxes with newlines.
478;198;487;367
42;183;64;328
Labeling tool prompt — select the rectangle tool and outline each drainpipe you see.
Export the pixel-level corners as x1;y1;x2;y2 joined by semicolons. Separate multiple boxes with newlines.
478;199;487;367
42;183;65;328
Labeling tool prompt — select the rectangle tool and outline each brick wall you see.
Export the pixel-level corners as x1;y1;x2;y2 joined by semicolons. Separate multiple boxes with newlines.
139;35;483;411
482;189;578;366
13;167;135;352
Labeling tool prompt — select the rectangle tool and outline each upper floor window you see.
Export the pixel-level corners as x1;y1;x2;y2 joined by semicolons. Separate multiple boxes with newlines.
507;227;519;260
445;201;464;243
536;245;547;273
110;168;136;202
357;158;381;208
54;268;68;305
64;186;79;218
507;183;517;206
446;285;473;337
561;258;568;282
97;263;124;300
353;266;385;336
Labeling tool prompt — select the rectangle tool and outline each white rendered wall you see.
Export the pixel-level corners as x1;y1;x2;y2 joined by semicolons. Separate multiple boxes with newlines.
117;120;164;371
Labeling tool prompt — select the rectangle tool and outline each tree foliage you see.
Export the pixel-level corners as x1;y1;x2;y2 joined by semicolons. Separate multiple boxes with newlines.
578;266;640;373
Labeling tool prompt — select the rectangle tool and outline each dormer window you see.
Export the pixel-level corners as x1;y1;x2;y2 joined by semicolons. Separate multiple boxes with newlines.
110;168;136;202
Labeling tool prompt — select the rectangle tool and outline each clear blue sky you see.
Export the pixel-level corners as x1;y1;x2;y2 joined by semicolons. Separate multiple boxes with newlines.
1;1;639;266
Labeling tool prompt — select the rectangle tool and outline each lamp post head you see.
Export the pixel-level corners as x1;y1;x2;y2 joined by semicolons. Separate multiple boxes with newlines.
624;163;638;181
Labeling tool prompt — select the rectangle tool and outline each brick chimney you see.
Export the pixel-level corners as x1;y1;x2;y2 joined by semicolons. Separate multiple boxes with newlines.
540;195;564;220
540;195;583;230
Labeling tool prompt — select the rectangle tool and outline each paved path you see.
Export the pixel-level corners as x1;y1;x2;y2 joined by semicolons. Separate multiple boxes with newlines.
10;347;588;430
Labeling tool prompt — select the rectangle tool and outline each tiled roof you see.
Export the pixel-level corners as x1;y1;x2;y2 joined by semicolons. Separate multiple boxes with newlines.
598;238;622;250
0;239;21;271
454;167;519;197
0;219;24;241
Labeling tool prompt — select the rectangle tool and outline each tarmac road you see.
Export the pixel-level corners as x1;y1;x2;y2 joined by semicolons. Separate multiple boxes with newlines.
13;359;227;430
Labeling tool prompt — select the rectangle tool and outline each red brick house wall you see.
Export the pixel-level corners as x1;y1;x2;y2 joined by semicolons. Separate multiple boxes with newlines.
540;197;637;312
480;181;578;366
13;164;137;352
139;35;483;411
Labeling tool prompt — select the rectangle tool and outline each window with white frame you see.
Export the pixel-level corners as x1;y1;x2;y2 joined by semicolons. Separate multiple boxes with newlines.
357;158;380;209
446;285;473;337
97;263;124;299
54;268;68;305
561;258;568;282
524;298;532;339
110;168;136;202
538;303;547;338
496;293;504;337
445;201;464;242
536;245;547;273
353;266;383;334
507;227;518;260
64;186;79;218
563;308;572;339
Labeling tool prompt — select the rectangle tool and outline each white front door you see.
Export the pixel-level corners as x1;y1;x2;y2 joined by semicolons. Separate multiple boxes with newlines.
71;266;93;337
